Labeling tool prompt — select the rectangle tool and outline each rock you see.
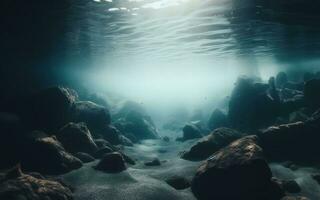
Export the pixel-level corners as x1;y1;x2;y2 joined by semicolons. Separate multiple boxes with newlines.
282;161;299;171
114;110;158;141
94;146;114;159
56;122;98;155
281;197;310;200
121;153;136;165
181;128;243;161
162;136;170;142
94;152;126;173
21;135;82;175
0;165;73;200
304;79;320;109
228;77;280;131
178;123;202;142
144;158;161;166
113;101;146;120
94;138;114;149
74;152;95;163
207;109;229;131
165;176;190;190
311;174;320;184
70;101;111;137
100;125;133;146
191;136;284;200
281;180;301;193
258;114;320;162
23;87;76;132
276;72;288;88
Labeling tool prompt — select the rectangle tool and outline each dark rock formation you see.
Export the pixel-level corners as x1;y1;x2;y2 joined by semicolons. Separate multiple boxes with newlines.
276;72;288;88
144;158;161;166
258;112;320;162
0;165;73;200
56;122;98;155
23;87;76;132
177;123;202;142
311;174;320;185
181;128;243;161
191;136;284;200
165;176;190;190
114;110;158;141
304;79;320;109
74;152;95;163
281;180;301;193
94;152;126;173
21;135;82;174
70;101;111;137
94;146;114;159
207;109;229;131
281;197;310;200
228;77;280;131
162;136;170;142
100;125;133;146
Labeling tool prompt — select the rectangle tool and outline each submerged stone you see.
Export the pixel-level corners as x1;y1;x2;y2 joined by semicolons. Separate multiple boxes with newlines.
94;152;126;173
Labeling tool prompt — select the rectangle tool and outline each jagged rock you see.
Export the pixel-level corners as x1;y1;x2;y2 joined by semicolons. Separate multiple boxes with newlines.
191;136;284;200
113;101;146;120
23;87;76;132
74;152;95;163
228;77;280;131
56;122;98;155
258;113;320;162
165;176;190;190
114;110;158;141
181;128;243;161
144;158;161;166
94;139;115;149
70;101;111;137
177;123;202;142
94;152;126;173
100;125;133;146
21;135;82;174
0;165;73;200
304;79;320;109
207;109;229;131
94;146;114;159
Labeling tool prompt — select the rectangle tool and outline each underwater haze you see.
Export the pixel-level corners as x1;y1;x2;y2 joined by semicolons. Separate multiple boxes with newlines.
1;0;320;200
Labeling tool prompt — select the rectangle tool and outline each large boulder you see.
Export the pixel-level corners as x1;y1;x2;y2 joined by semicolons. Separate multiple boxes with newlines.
258;112;320;163
177;123;202;142
228;77;280;131
181;128;243;161
99;125;133;146
304;79;320;109
191;136;284;200
94;152;126;173
0;165;73;200
114;110;158;141
56;122;98;155
21;134;82;175
22;87;76;132
207;109;229;131
70;101;111;137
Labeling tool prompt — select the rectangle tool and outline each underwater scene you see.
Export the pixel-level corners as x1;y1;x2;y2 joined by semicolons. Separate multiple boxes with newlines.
1;0;320;199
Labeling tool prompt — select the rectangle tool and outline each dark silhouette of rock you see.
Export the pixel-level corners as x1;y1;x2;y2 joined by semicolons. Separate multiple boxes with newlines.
258;112;320;162
181;128;243;161
100;125;133;146
94;146;114;159
94;138;115;149
207;109;229;131
144;158;161;166
191;136;284;200
304;79;320;109
56;122;98;155
21;135;82;175
162;136;170;142
177;123;202;142
165;176;190;190
228;77;280;131
70;101;111;137
276;72;288;88
94;152;126;173
311;174;320;185
74;152;95;163
282;180;301;193
114;110;158;141
23;87;76;132
0;165;73;200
